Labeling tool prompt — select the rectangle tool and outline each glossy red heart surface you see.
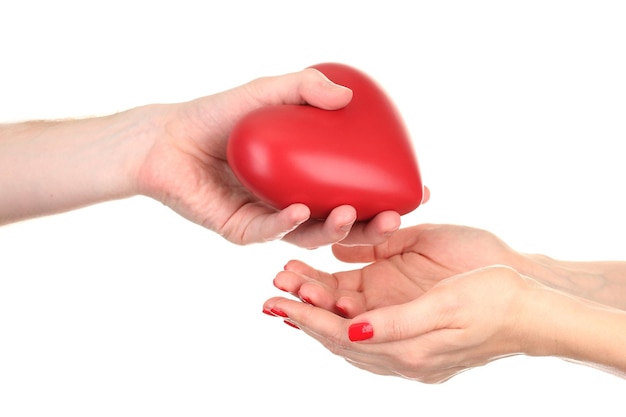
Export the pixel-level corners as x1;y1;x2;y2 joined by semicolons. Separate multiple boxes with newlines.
227;62;423;220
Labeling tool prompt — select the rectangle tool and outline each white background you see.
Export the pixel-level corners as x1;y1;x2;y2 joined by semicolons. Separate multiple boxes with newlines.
1;1;625;416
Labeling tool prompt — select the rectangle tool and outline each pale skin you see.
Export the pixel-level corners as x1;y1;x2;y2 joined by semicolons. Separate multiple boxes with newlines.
263;223;626;383
0;68;417;248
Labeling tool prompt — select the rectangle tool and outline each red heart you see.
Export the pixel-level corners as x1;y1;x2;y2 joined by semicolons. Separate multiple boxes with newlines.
227;62;423;221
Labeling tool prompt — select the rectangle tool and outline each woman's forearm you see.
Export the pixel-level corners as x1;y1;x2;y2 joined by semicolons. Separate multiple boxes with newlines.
0;108;154;225
526;283;626;377
522;254;626;310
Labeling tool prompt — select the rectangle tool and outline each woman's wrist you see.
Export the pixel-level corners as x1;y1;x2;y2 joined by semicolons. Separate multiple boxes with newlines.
521;283;626;376
517;253;571;291
519;253;626;309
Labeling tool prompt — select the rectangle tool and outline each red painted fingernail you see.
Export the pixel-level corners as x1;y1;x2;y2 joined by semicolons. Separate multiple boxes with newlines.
274;281;289;292
300;295;313;305
284;320;300;330
270;307;288;318
262;308;275;316
348;322;374;341
336;305;348;317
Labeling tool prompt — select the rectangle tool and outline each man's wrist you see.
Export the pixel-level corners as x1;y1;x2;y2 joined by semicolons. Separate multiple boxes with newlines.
0;107;157;224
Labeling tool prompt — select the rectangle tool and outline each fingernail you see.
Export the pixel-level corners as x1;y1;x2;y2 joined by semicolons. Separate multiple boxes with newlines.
340;222;354;232
323;76;347;89
336;305;348;317
384;228;399;237
299;294;313;305
284;320;300;330
273;278;289;293
348;322;374;341
262;308;275;316
270;307;288;318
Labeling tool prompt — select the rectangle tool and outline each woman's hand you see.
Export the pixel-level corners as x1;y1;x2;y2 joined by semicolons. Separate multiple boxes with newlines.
265;265;540;383
272;223;525;316
264;223;626;382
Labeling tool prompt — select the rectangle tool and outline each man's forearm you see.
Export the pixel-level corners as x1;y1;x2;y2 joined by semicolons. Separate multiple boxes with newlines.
0;109;152;225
